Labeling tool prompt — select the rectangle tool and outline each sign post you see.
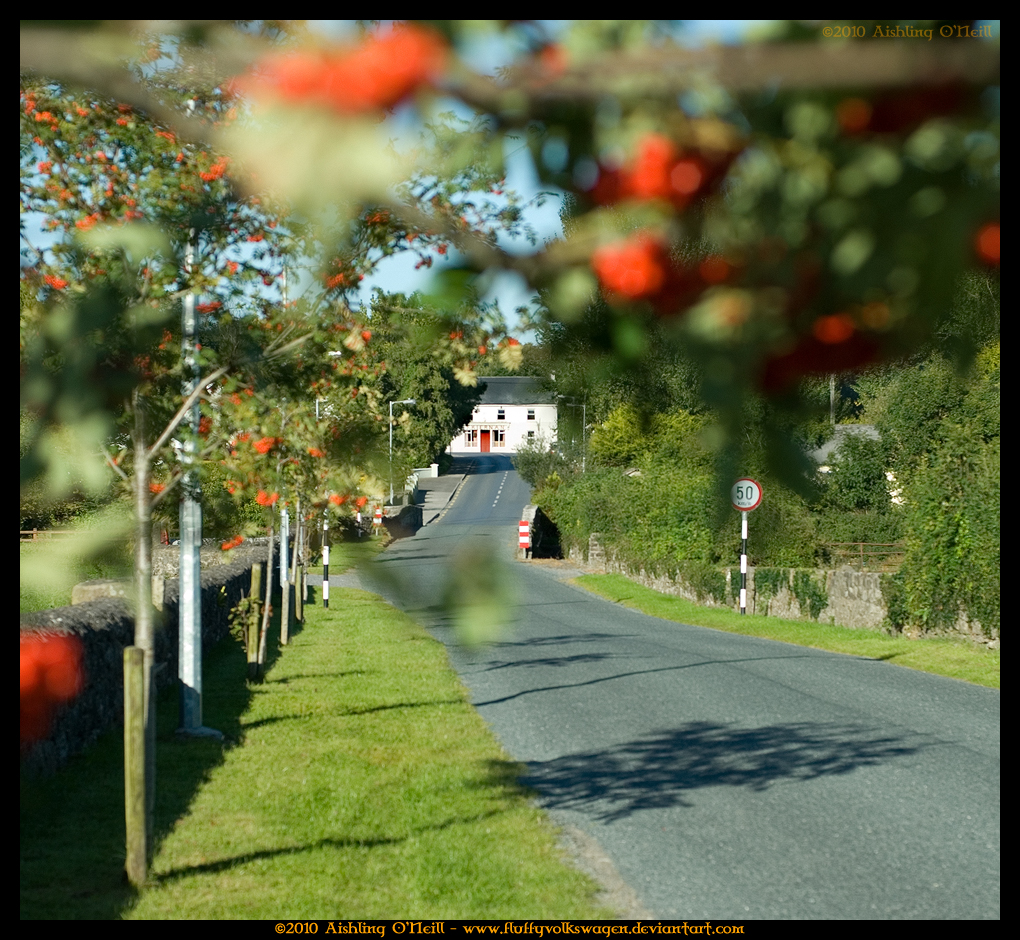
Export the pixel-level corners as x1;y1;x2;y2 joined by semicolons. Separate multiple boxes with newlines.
322;516;330;610
730;478;763;615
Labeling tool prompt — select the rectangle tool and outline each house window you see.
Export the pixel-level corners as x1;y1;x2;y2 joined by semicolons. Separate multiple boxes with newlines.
493;429;506;447
465;429;477;445
527;430;535;439
527;409;535;420
497;408;505;421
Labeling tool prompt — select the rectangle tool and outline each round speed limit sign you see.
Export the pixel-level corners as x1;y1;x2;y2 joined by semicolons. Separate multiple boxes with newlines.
731;478;763;511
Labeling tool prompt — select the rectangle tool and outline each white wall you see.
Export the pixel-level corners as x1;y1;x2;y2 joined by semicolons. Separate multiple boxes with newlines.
449;403;557;453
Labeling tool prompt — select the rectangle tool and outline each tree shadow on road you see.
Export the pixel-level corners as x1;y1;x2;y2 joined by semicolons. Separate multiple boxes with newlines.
519;720;930;822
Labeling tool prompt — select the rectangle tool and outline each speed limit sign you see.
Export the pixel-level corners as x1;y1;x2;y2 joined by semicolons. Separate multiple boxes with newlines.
731;478;763;511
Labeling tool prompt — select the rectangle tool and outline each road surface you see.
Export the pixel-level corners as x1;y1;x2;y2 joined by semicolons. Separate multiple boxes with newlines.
363;454;999;919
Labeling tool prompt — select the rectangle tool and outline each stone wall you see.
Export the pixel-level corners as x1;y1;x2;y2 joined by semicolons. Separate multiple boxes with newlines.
382;503;422;538
20;554;274;777
568;534;994;643
151;537;275;578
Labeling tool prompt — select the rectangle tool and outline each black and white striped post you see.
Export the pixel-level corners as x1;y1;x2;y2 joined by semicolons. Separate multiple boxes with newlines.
322;515;330;609
731;478;763;616
740;513;749;614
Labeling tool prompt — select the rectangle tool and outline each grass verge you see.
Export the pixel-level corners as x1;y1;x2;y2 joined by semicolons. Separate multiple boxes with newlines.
572;574;999;690
305;534;388;577
21;586;610;920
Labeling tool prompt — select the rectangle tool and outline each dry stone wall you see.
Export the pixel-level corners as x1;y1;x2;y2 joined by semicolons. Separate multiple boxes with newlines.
20;549;276;776
568;534;994;642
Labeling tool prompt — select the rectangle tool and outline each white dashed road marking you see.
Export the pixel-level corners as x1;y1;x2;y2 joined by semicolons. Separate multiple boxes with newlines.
492;471;509;507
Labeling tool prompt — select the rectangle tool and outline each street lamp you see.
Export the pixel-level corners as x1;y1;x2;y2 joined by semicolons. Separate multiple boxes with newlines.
389;398;416;505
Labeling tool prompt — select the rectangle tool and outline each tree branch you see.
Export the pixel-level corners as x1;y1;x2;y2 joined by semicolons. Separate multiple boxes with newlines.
20;27;219;148
146;364;229;460
451;39;1000;113
102;444;130;481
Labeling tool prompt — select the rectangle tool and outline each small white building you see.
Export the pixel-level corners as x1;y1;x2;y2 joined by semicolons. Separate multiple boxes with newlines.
448;376;557;454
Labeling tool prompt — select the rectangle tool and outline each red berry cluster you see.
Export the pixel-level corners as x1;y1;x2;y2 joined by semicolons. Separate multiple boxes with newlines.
975;222;1000;266
21;633;84;746
253;436;281;454
592;233;736;315
836;85;970;137
237;24;447;115
588;133;736;212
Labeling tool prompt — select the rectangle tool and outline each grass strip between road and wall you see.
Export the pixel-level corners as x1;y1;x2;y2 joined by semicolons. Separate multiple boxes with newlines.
571;574;999;690
21;586;611;920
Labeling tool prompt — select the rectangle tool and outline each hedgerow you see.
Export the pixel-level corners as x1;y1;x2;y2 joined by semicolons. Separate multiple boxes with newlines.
899;344;999;635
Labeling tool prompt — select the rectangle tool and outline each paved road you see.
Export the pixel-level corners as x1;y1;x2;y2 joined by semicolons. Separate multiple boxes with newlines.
363;454;1000;919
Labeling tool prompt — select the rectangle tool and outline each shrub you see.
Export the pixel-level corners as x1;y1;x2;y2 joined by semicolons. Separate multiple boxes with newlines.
816;509;905;546
820;434;891;513
880;570;908;633
677;560;730;604
792;570;829;620
901;429;999;635
587;404;647;468
512;436;580;489
899;345;999;635
875;356;967;485
754;567;790;603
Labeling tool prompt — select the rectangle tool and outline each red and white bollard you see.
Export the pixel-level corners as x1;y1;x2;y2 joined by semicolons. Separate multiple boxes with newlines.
519;520;531;558
373;507;383;533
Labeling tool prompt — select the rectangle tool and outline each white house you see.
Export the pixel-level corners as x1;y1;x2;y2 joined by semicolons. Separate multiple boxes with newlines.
448;376;557;454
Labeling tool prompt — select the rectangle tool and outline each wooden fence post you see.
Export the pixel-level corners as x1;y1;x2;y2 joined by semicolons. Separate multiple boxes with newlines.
248;563;262;681
124;646;147;886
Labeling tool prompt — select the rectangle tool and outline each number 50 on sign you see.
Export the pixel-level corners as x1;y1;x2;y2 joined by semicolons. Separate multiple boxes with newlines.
731;478;763;511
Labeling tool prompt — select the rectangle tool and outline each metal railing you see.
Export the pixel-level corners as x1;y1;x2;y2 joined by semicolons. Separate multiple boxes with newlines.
823;542;905;571
20;529;77;541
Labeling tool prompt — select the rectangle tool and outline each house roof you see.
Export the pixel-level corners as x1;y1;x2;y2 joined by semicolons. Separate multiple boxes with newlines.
476;376;556;405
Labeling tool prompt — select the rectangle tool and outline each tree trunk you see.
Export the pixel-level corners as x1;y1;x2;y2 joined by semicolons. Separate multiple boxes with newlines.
130;387;156;875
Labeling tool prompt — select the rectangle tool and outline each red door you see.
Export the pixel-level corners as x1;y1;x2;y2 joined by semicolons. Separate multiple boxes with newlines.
480;430;491;453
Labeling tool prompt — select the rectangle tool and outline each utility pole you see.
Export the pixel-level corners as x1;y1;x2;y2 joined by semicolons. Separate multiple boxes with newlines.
582;392;587;473
557;394;587;472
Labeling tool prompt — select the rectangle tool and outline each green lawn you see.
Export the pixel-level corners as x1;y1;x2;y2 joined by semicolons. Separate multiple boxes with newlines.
572;574;999;689
20;539;132;613
21;584;611;920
